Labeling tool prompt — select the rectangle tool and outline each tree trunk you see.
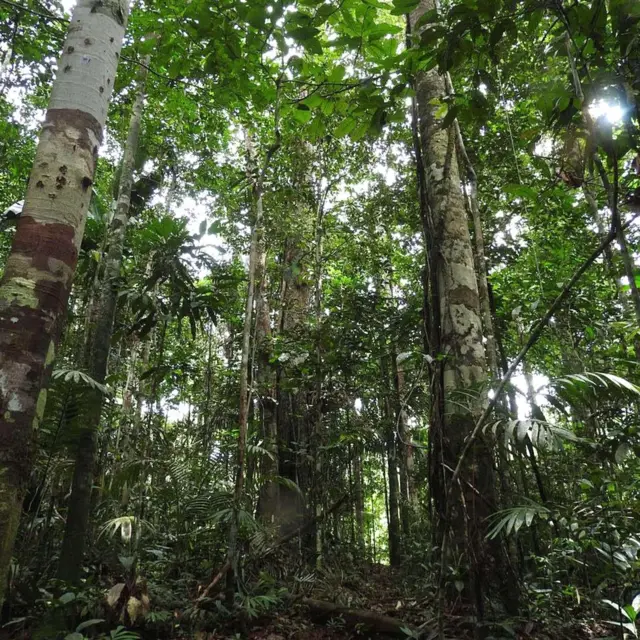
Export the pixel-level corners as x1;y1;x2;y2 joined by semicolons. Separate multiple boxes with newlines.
451;115;500;379
353;446;365;547
390;351;412;536
58;56;149;584
410;0;503;614
255;268;279;523
385;435;402;567
275;145;314;534
226;131;265;603
0;0;129;602
352;428;365;556
381;358;401;566
312;202;325;566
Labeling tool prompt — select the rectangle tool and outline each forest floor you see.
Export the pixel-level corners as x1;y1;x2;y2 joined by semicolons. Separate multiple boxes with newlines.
194;564;615;640
0;563;617;640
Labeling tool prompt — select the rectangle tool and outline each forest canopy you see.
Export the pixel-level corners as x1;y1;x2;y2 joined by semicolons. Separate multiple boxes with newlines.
0;0;640;639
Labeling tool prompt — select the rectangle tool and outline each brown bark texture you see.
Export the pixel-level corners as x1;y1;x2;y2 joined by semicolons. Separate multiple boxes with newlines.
0;0;130;602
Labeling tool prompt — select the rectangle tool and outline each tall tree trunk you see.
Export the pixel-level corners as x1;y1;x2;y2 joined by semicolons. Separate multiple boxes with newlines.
451;114;500;379
390;350;412;537
353;438;365;556
255;270;279;523
226;131;265;603
395;362;417;508
312;201;325;566
58;56;149;583
385;435;402;567
409;0;503;615
275;145;314;533
381;358;401;566
0;0;129;601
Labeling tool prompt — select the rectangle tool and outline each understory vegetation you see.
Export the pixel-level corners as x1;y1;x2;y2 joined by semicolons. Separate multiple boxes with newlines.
1;0;640;639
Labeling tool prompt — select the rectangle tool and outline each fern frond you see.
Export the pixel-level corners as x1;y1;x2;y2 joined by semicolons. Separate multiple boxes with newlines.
486;501;550;539
484;417;587;449
52;368;111;395
554;372;640;401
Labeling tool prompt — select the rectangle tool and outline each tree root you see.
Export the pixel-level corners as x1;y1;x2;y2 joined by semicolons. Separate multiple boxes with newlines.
300;597;420;637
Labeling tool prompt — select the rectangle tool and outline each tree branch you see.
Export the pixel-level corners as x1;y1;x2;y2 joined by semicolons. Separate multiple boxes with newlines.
0;0;65;23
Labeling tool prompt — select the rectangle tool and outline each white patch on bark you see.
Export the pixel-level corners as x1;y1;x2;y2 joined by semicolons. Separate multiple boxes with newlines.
449;304;476;335
7;395;23;412
49;1;127;123
0;365;33;415
428;162;444;184
449;262;479;292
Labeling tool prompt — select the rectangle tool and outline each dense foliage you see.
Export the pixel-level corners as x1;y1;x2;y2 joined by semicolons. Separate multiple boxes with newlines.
1;0;640;639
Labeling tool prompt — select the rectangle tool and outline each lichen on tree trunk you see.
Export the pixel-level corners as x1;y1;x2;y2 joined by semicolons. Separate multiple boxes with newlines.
409;0;505;615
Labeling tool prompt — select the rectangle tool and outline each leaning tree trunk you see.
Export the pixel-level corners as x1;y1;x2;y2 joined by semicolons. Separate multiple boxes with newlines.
409;0;504;616
0;0;129;602
58;55;149;584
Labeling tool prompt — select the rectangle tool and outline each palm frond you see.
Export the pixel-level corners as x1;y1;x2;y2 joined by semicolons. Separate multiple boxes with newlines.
486;501;550;539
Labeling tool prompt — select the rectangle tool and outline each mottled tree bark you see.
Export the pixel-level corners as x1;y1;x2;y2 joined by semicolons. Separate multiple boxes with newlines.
0;0;130;602
410;0;502;614
276;235;311;532
452;117;500;379
58;55;149;584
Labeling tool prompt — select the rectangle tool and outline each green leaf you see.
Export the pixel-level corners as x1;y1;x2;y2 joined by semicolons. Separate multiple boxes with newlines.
303;93;323;109
59;592;76;604
440;105;459;130
328;65;346;83
287;26;320;41
76;619;105;633
489;18;510;50
391;0;420;16
246;7;267;27
415;8;439;28
208;220;224;235
350;120;369;141
308;117;326;141
334;117;357;138
504;184;537;199
293;105;313;124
